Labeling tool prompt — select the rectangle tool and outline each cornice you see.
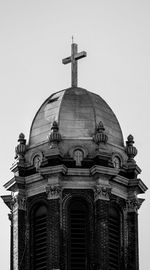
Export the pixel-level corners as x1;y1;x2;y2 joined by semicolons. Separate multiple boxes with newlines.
128;178;148;193
112;175;129;186
90;165;119;176
1;195;13;209
67;168;90;176
38;164;67;176
25;173;43;184
3;176;25;191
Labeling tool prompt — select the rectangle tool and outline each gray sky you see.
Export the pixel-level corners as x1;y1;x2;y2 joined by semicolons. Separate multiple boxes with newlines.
0;0;149;269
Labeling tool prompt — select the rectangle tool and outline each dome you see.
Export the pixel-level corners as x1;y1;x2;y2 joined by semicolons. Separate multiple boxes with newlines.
29;87;124;147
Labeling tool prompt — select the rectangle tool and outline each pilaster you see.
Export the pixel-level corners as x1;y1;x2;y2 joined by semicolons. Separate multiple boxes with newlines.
46;185;61;270
12;190;26;270
8;213;13;270
126;197;144;270
94;185;110;270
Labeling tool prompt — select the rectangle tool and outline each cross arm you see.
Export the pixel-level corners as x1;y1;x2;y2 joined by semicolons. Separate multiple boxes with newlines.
62;57;71;65
62;51;87;65
75;51;87;60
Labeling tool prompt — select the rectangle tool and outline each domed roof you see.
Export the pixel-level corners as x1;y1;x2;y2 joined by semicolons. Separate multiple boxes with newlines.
29;87;124;147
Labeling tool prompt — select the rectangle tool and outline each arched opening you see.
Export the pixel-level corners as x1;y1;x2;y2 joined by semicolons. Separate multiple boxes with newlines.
32;204;48;270
68;198;90;270
108;206;121;270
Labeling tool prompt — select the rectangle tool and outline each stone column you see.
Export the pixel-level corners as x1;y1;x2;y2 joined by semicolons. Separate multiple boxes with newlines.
46;185;61;270
123;206;128;270
126;198;143;270
12;190;26;270
8;213;13;270
94;185;111;270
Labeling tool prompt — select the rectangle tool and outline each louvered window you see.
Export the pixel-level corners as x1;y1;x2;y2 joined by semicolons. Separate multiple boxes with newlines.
108;207;120;270
69;200;89;270
33;205;48;270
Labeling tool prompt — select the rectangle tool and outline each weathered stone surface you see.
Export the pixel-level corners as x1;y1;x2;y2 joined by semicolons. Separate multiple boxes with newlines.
29;87;124;148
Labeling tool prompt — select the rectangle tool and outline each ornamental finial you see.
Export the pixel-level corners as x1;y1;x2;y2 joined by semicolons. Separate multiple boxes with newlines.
125;134;137;162
93;121;108;145
51;121;59;132
48;121;62;149
97;121;105;132
15;133;27;161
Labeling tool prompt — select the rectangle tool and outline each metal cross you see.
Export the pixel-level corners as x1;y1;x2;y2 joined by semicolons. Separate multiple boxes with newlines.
62;43;87;87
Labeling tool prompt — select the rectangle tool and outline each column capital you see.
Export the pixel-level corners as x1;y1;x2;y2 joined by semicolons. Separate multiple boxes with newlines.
46;185;61;200
13;191;26;211
94;185;111;201
126;197;144;212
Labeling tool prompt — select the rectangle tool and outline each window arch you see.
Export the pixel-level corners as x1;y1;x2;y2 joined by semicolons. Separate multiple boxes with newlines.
108;206;121;270
31;204;48;270
68;198;90;270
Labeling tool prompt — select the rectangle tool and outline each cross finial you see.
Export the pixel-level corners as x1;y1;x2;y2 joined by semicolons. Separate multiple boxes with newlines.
62;43;87;87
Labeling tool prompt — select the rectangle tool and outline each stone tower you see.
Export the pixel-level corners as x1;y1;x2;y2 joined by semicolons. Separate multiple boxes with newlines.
2;43;147;270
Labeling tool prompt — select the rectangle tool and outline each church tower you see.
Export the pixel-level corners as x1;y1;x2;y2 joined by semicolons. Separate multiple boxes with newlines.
2;43;147;270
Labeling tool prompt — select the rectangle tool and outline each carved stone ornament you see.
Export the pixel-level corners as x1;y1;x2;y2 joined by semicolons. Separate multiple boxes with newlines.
113;156;121;169
69;146;88;166
15;133;27;161
93;121;108;145
13;194;26;211
125;134;137;163
126;198;144;212
73;149;84;166
33;154;42;170
94;185;111;201
48;121;62;149
46;185;61;200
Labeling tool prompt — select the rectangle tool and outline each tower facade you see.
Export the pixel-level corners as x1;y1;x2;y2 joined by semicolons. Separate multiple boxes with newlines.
2;44;147;270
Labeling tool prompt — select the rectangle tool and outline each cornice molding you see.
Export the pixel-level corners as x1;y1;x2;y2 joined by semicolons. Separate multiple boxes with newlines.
3;176;25;192
90;165;119;176
112;175;129;186
25;173;43;184
39;164;67;176
1;195;13;210
128;178;148;193
67;168;90;176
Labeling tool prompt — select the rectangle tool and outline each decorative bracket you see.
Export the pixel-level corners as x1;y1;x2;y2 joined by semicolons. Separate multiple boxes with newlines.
94;185;111;201
46;185;61;200
13;192;26;211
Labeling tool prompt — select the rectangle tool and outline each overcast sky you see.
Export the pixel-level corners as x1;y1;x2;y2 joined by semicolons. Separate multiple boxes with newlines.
0;0;150;269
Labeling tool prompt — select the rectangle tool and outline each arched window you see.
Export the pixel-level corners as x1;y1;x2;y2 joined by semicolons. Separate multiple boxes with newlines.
32;204;48;270
108;206;121;270
68;199;90;270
